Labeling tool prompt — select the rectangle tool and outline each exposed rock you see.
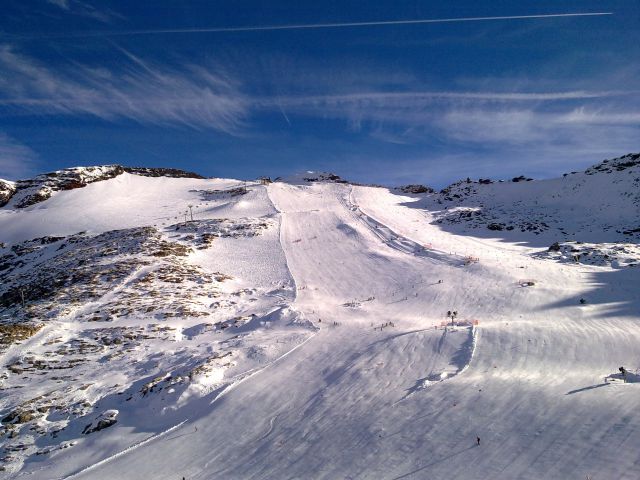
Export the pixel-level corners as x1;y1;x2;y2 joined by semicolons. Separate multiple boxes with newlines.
1;410;36;425
0;324;43;346
303;172;346;183
585;153;640;175
123;167;204;179
4;165;205;209
535;241;640;267
0;179;16;207
171;218;273;246
278;171;348;184
0;226;213;321
82;410;118;434
397;184;435;194
12;165;124;208
429;153;639;241
191;186;247;200
511;175;533;182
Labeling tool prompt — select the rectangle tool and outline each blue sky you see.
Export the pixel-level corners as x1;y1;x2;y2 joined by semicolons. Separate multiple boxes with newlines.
0;1;638;186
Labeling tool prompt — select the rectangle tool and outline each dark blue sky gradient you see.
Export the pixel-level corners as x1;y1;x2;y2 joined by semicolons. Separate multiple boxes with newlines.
0;1;638;186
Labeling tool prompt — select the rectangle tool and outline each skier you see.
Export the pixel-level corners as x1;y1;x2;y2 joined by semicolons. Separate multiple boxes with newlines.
619;366;627;382
476;436;480;446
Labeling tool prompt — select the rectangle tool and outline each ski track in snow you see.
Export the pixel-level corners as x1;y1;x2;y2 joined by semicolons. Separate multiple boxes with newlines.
56;420;188;480
341;186;464;266
207;329;317;406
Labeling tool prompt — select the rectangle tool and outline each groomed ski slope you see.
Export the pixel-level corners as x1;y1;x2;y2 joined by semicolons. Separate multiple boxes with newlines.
15;179;640;479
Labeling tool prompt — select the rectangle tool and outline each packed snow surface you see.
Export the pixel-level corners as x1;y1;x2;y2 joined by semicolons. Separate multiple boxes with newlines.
0;157;639;479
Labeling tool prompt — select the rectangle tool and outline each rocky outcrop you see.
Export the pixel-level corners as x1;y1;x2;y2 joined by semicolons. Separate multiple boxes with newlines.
12;165;125;208
277;171;348;184
536;241;640;268
123;167;205;179
0;179;16;207
302;172;346;183
2;165;205;209
82;410;118;434
397;184;435;194
585;153;640;175
511;175;533;182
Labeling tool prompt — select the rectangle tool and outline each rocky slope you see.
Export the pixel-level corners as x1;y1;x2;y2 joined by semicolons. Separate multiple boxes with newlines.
0;165;204;209
397;152;640;246
0;181;15;208
0;174;312;475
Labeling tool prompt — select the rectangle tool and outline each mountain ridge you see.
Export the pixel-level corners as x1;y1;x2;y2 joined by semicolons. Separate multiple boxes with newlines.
2;152;638;210
0;166;205;209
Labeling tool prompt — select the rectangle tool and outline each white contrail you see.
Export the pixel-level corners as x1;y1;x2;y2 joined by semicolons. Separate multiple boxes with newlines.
8;12;612;39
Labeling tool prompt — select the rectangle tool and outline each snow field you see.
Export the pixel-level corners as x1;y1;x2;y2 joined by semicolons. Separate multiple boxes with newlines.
1;167;638;479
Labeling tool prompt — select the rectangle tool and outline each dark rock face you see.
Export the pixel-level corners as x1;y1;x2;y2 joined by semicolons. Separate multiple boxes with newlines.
302;172;347;183
16;187;53;208
1;410;35;425
0;180;17;207
82;411;118;434
397;184;435;194
511;175;533;182
123;167;205;179
82;418;116;434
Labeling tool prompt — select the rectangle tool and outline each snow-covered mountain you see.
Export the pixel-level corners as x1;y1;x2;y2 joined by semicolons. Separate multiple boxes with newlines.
0;154;639;479
0;166;204;209
425;152;640;244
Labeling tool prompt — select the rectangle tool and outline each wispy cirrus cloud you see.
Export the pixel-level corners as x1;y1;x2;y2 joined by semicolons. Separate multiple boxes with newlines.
259;85;640;149
253;70;639;182
0;45;250;134
46;0;70;9
560;108;640;125
45;0;122;23
0;133;38;179
437;105;640;145
0;43;637;173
